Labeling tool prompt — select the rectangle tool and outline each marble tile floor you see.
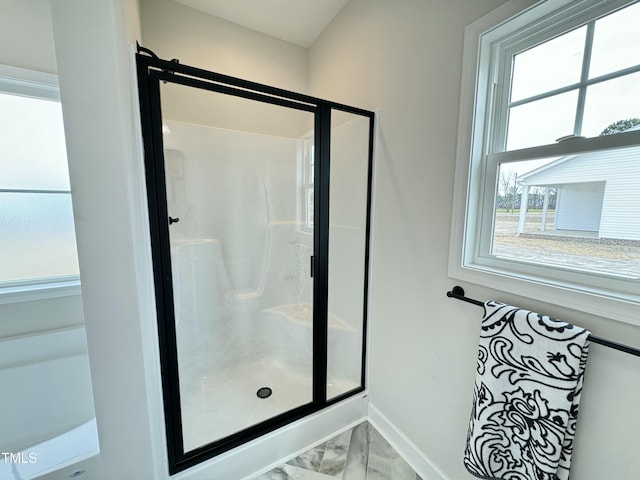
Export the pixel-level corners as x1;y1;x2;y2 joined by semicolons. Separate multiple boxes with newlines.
252;421;422;480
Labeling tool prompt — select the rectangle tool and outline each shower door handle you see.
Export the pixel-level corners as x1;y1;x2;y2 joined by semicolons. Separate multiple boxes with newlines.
310;256;314;278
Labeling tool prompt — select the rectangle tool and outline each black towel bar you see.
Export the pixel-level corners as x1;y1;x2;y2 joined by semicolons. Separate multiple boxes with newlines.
446;286;640;357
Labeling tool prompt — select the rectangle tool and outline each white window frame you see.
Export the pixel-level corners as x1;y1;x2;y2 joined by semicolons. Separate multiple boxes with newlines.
449;0;640;326
297;136;314;233
0;64;81;303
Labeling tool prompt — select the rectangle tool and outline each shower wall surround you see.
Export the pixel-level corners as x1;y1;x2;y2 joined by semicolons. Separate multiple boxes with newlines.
137;49;374;474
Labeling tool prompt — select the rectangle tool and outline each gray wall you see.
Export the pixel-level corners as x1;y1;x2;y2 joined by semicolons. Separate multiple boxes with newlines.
139;0;308;93
309;1;640;478
9;0;638;478
0;0;57;73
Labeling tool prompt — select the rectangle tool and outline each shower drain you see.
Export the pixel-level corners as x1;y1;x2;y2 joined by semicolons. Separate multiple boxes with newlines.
256;387;273;399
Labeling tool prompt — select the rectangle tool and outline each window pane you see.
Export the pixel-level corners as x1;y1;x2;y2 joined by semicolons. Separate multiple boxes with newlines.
0;93;70;190
589;2;640;79
507;90;578;150
581;72;640;137
510;26;585;102
492;147;640;278
327;110;369;401
0;192;79;282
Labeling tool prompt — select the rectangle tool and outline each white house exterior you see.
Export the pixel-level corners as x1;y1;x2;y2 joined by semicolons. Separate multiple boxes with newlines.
517;145;640;241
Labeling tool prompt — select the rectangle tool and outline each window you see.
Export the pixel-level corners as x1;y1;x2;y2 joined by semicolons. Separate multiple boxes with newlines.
0;65;80;300
450;0;640;325
300;138;314;231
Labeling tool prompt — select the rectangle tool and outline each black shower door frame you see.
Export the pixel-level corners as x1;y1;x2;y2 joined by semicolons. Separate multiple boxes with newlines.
136;50;374;475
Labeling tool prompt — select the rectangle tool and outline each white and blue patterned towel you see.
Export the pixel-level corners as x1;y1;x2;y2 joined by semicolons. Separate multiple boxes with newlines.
464;301;591;480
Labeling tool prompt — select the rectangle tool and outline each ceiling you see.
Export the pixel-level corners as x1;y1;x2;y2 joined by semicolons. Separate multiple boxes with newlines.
172;0;350;48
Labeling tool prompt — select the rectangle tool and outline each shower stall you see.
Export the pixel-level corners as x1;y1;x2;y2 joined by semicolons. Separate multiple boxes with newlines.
137;49;374;474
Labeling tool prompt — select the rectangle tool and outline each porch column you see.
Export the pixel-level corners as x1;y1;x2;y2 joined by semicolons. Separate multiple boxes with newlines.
541;187;550;231
554;189;561;229
518;185;529;234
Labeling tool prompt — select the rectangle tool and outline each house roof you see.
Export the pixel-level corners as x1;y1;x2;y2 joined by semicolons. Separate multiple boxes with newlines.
518;130;640;187
517;155;571;184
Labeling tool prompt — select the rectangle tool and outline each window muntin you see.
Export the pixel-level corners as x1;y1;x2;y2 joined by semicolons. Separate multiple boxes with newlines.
581;71;640;137
509;25;586;103
455;0;640;320
506;90;579;150
504;2;640;149
0;72;80;288
301;140;314;231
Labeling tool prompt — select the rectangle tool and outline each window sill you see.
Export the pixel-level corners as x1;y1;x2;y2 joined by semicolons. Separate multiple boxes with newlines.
448;260;640;328
0;279;82;305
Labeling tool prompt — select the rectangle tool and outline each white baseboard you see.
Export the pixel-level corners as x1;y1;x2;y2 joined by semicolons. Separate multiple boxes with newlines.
368;403;450;480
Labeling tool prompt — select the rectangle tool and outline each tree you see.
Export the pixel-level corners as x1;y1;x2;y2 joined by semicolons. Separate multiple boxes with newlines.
599;118;640;136
498;171;519;213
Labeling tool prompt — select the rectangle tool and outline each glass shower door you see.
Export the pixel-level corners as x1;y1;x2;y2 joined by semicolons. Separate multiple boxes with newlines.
138;51;374;474
158;79;316;452
326;109;371;401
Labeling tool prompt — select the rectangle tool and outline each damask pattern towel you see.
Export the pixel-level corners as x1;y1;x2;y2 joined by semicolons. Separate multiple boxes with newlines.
464;301;591;480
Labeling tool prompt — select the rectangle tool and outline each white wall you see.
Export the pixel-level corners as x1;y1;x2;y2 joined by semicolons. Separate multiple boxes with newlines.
163;120;300;291
139;0;308;93
0;295;84;338
0;0;57;73
49;0;161;478
309;1;640;479
22;0;639;479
